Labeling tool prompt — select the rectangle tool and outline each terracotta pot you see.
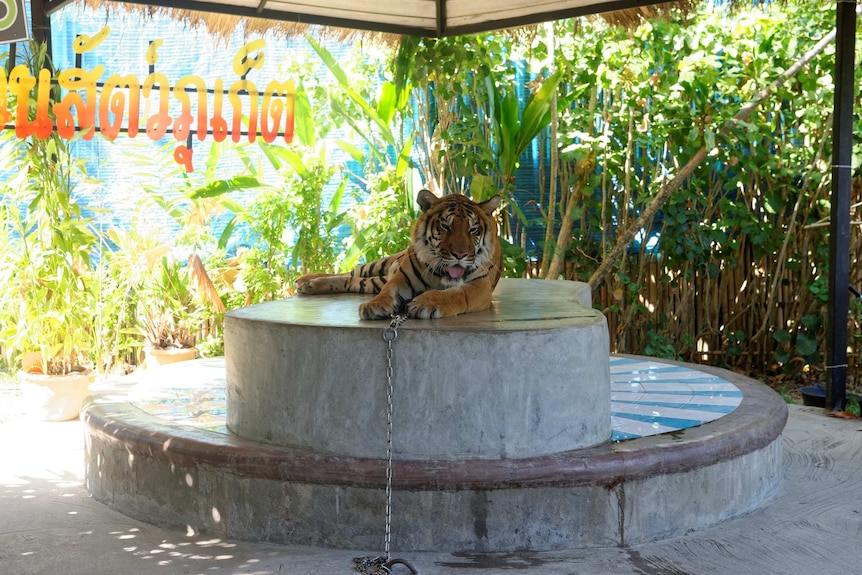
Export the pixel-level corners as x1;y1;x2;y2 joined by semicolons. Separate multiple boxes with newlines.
18;370;91;422
20;351;45;372
144;346;197;368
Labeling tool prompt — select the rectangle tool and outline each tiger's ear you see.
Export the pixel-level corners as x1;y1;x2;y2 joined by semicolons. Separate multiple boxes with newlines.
417;189;439;212
480;195;501;216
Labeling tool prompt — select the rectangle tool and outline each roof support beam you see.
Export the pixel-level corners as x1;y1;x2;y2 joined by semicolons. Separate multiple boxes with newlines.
826;0;858;413
436;0;446;37
34;0;680;38
29;0;53;50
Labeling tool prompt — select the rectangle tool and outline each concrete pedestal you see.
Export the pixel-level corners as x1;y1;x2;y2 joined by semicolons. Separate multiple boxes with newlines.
225;279;611;459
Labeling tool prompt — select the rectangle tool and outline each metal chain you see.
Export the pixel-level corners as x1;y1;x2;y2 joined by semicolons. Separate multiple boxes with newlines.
353;314;418;575
382;313;405;560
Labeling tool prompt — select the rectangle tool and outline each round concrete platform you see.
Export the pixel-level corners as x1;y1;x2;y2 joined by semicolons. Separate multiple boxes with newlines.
82;359;785;551
82;278;786;552
225;279;611;458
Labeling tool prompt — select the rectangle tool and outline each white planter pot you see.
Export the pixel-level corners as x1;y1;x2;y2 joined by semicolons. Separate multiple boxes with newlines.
18;370;91;422
144;346;197;368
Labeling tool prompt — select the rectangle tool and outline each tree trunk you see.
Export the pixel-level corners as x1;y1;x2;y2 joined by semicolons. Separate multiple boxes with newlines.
546;181;581;279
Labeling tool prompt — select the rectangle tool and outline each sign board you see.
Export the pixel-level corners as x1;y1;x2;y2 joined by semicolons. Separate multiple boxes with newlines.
0;0;29;45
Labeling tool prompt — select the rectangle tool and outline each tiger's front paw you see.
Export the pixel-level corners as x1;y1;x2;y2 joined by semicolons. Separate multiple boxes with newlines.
359;295;398;320
406;290;460;319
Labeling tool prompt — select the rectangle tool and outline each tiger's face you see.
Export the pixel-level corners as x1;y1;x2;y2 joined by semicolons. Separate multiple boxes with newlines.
412;190;501;288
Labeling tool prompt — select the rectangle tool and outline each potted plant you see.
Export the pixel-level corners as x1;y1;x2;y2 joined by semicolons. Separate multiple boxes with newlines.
135;245;228;366
137;253;201;368
0;44;99;419
15;353;92;422
0;195;95;422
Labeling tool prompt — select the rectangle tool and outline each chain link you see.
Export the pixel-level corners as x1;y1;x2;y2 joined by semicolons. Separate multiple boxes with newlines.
353;556;391;575
353;557;418;575
354;314;418;575
383;313;405;560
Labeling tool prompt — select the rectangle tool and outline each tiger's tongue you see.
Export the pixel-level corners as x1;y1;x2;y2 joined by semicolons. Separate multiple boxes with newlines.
447;265;466;279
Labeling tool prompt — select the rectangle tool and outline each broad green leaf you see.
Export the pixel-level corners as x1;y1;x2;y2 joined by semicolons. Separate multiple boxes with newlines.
515;70;563;156
772;329;792;344
306;36;349;86
469;174;497;202
337;139;366;163
377;82;398;125
507;198;528;225
331;99;387;164
331;115;380;164
190;176;265;199
279;147;310;177
342;84;396;147
794;333;818;357
339;238;365;271
498;91;520;175
219;197;247;215
258;141;290;171
293;83;316;147
394;135;413;180
687;126;700;142
800;314;821;330
203;140;225;180
218;216;238;251
704;127;715;150
309;35;396;148
763;193;782;215
327;177;347;215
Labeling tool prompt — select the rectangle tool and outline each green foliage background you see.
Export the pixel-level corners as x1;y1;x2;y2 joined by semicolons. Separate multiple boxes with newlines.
535;2;860;384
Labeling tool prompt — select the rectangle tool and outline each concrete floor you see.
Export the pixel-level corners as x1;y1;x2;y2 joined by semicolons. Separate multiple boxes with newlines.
2;404;861;575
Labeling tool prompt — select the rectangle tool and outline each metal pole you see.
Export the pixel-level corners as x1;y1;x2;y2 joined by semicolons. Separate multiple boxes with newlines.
826;1;857;412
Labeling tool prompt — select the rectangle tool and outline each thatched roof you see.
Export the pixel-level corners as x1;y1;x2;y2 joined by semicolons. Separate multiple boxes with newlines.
72;0;705;42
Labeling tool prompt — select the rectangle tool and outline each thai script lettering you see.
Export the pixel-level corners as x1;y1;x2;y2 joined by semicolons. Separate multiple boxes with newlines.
0;27;296;172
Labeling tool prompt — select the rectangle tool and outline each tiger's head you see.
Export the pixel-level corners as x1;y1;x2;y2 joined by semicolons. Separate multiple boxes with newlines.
412;189;501;288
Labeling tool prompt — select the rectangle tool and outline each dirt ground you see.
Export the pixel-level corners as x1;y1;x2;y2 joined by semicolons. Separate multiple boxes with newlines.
756;366;862;416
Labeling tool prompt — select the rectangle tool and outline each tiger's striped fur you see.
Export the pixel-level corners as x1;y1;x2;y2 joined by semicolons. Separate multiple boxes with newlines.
294;189;502;320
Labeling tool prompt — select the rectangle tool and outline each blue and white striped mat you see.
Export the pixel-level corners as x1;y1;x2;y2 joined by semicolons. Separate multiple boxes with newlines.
611;356;742;441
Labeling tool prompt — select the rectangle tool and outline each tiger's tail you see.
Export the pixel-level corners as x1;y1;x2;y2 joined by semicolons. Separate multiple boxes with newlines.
294;252;403;295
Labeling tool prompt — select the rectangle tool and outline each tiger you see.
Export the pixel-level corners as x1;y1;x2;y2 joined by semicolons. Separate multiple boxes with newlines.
294;189;502;320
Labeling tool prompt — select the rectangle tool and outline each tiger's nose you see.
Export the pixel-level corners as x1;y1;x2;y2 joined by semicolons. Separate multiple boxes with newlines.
452;251;468;259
